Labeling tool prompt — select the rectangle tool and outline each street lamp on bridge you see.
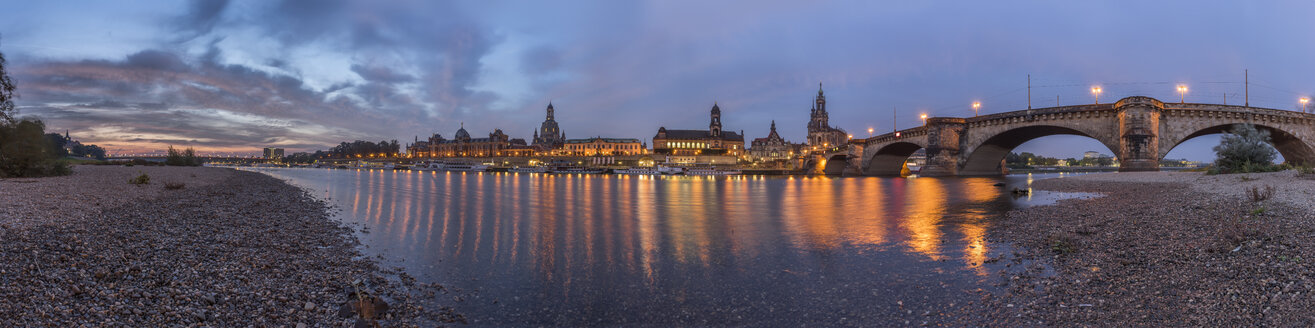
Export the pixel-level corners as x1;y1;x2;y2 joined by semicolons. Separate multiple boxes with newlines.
867;127;874;137
919;113;928;125
1177;85;1188;103
972;101;981;117
1091;86;1103;104
1302;97;1310;113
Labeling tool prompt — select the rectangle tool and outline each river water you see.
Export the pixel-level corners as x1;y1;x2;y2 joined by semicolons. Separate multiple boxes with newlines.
241;168;1089;326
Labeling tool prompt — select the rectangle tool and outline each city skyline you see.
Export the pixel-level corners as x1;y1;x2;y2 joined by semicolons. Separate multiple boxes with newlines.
3;1;1314;161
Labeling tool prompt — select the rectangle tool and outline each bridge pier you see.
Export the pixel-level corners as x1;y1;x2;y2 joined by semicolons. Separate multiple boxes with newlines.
1116;97;1162;172
919;118;965;177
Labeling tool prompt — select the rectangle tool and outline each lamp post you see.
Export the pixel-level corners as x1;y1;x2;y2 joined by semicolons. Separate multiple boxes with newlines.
1091;86;1103;104
867;127;874;137
1302;97;1310;113
919;113;928;125
972;101;981;117
1177;85;1188;103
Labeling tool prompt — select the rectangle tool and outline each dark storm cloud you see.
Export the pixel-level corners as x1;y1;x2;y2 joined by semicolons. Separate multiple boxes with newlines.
14;45;404;152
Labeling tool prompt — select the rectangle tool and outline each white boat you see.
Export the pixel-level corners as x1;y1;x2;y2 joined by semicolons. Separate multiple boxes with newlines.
509;166;548;173
685;167;741;176
410;161;446;171
551;166;606;174
614;167;659;175
353;161;395;170
445;163;490;172
616;166;684;175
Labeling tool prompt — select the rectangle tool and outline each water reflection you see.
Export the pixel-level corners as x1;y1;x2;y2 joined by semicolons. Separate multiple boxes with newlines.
244;168;1073;326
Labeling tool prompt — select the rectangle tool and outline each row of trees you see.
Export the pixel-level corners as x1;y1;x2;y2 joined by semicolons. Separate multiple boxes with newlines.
1005;152;1115;168
327;140;400;158
0;46;71;177
164;145;203;166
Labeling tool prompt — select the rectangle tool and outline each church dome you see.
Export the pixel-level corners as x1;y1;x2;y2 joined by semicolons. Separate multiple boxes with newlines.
455;124;471;140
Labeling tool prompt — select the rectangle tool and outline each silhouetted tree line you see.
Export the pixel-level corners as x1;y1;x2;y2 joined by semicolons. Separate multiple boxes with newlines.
165;145;203;166
1005;151;1114;169
44;133;107;160
0;44;71;177
327;140;400;158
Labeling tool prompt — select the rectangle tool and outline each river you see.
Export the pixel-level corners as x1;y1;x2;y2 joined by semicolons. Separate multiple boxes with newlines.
241;168;1090;326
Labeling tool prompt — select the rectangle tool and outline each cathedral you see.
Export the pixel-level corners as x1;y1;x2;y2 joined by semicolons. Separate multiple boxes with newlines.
807;83;849;151
532;102;566;150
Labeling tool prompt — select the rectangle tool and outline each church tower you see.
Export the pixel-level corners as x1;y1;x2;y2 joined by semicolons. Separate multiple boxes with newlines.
534;102;565;148
709;102;723;136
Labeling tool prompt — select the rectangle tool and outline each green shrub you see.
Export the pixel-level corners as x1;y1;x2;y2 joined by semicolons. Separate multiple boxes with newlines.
129;172;150;185
1212;124;1280;174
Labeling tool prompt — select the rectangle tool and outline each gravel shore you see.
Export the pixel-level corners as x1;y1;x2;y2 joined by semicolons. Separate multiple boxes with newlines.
0;166;461;326
966;170;1315;326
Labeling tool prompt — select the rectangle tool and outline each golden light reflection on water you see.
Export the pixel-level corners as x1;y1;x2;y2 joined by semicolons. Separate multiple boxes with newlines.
260;168;1012;291
902;178;948;260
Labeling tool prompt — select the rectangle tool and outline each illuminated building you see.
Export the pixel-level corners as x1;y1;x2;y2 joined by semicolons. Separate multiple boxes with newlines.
651;103;745;156
807;83;849;151
562;137;645;156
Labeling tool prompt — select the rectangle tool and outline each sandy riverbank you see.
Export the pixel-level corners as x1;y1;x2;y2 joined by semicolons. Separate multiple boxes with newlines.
962;170;1315;326
0;166;461;326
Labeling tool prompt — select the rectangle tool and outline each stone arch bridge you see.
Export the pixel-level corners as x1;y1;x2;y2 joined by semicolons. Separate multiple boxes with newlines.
822;96;1315;176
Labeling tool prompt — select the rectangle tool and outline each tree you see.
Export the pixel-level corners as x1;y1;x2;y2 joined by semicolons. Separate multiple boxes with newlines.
1212;124;1278;173
0;39;16;124
0;120;69;177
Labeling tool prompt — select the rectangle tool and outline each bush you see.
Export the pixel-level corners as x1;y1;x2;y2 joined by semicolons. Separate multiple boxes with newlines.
164;181;185;190
129;172;150;185
1212;124;1279;174
0;119;71;177
1247;185;1274;202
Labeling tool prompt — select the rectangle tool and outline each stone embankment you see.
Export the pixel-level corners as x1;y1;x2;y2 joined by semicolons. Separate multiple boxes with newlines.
966;170;1315;326
0;166;462;326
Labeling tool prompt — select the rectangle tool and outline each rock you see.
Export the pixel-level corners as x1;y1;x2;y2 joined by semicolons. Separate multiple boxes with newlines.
304;301;316;311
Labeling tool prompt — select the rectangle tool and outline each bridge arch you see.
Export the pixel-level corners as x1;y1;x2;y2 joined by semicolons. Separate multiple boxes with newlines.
821;153;850;175
960;125;1120;176
865;142;924;176
1160;123;1315;165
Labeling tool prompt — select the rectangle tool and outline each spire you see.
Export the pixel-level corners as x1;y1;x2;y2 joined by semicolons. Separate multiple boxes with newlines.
770;120;776;132
818;82;823;96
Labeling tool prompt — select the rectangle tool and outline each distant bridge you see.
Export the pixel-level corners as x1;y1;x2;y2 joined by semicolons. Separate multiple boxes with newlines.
823;96;1315;176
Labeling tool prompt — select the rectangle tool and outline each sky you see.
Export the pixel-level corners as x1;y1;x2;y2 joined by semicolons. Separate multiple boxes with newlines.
1;1;1313;160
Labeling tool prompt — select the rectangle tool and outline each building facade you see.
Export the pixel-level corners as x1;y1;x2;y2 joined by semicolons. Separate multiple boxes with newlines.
652;103;745;156
562;137;645;156
532;102;566;150
406;124;531;157
749;120;795;160
263;147;285;160
807;83;849;151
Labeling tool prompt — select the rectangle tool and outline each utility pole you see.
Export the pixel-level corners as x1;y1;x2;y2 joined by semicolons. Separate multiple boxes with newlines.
1027;74;1032;110
892;106;897;132
1245;69;1249;107
1056;95;1059;106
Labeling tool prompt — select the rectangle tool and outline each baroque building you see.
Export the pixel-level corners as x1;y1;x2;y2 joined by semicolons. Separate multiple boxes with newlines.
407;123;533;158
652;103;745;156
562;137;646;156
749;120;795;160
807;83;849;151
532;102;566;150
